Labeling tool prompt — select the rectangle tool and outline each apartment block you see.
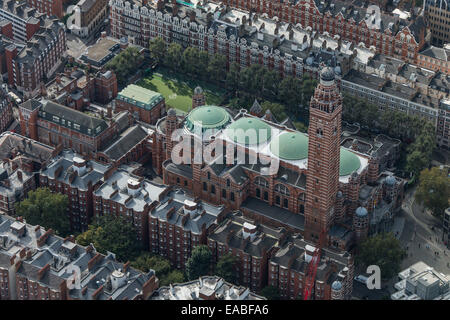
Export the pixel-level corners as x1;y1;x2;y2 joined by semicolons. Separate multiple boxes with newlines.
0;215;159;300
39;150;115;232
151;275;265;300
149;188;227;269
93;166;169;246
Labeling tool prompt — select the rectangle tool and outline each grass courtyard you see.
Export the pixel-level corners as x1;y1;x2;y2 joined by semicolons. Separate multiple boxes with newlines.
136;68;225;114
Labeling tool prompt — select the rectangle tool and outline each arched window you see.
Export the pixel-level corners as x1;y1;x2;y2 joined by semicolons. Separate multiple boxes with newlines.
203;182;207;191
207;172;211;180
264;191;268;201
176;177;180;184
275;184;290;196
283;198;289;208
255;176;269;188
275;195;280;205
256;188;261;198
298;193;305;201
226;179;230;187
299;204;305;214
230;192;235;201
222;189;227;198
211;185;216;194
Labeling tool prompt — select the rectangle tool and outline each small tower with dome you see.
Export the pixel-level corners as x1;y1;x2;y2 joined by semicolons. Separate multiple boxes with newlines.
353;206;369;243
192;86;206;109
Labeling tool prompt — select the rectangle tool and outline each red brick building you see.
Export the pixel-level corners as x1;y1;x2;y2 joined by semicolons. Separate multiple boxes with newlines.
149;189;227;269
0;1;44;42
115;84;166;125
218;0;427;63
268;235;354;300
207;211;287;292
304;67;342;242
39;150;115;232
18;99;128;157
93;167;169;246
156;68;405;254
4;18;66;98
44;69;118;110
0;86;13;134
0;215;158;300
27;0;64;19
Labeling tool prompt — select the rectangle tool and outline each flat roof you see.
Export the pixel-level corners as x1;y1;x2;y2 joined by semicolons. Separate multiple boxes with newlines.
117;84;164;110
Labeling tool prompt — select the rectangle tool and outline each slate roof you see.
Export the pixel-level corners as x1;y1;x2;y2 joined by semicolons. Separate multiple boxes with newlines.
241;197;305;231
94;167;168;212
39;100;109;137
41;150;111;191
208;212;286;258
102;125;148;161
150;189;225;235
420;46;450;61
0;214;156;300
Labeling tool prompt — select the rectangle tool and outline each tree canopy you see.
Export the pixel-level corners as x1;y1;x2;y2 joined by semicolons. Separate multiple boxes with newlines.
215;254;238;284
76;215;142;262
355;233;407;280
105;47;144;86
185;245;212;281
415;166;450;218
259;285;281;300
131;252;185;286
16;187;70;237
149;37;166;65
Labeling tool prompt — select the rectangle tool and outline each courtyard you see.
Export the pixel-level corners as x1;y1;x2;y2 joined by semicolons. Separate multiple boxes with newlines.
136;68;225;114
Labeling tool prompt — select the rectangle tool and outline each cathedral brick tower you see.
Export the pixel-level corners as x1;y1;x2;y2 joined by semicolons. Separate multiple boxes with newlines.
192;86;206;109
305;67;343;243
165;108;178;161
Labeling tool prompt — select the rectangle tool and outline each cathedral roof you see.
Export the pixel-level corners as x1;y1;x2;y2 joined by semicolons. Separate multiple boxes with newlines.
270;132;308;161
339;148;361;176
225;117;272;145
185;105;231;133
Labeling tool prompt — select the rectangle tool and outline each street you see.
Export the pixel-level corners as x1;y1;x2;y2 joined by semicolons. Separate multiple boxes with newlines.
398;187;450;275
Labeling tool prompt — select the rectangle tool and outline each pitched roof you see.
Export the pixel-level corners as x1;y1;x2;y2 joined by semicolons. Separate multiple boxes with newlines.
40;100;109;136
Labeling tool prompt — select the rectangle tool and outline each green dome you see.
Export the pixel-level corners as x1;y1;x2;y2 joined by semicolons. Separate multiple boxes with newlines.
270;132;308;160
339;147;361;176
185;105;231;133
225;117;272;145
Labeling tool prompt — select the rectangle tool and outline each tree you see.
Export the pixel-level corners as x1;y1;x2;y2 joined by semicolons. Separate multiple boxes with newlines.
185;245;212;280
207;54;227;82
355;233;407;280
279;76;302;114
215;254;238;284
149;37;166;65
182;47;200;75
259;285;280;300
226;62;240;91
106;47;144;86
164;42;183;71
261;101;287;122
160;270;185;287
76;215;142;262
131;252;171;275
262;69;280;100
16;188;70;236
294;121;308;133
415;167;450;218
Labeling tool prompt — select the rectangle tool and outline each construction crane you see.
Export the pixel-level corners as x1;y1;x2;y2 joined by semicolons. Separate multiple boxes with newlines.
303;230;326;300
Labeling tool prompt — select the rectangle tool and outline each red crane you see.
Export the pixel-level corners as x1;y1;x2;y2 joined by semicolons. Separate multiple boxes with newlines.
303;230;326;300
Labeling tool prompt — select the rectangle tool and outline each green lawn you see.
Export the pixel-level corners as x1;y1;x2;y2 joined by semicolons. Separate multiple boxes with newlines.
136;70;224;114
